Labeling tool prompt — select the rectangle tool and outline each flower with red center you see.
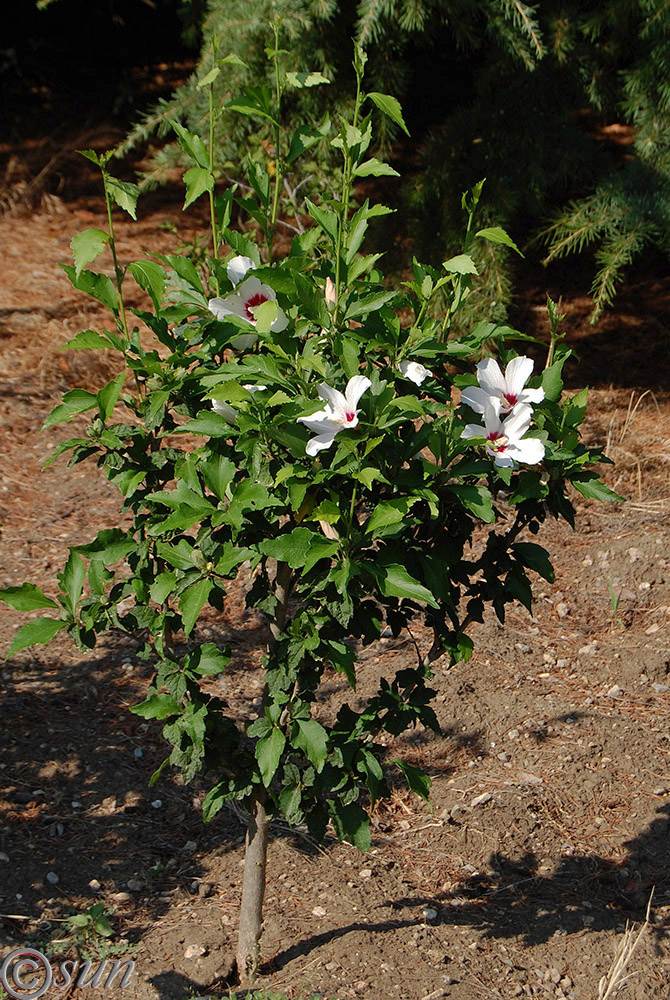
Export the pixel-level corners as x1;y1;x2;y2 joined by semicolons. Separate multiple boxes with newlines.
461;356;544;416
461;400;545;468
297;375;371;457
208;255;288;349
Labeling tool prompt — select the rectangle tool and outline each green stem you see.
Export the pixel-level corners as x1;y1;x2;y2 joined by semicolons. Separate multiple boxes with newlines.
103;174;129;341
208;76;220;294
268;25;283;263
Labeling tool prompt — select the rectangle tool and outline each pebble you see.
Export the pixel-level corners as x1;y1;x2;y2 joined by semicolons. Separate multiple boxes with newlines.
151;799;163;809
422;907;438;922
470;792;492;808
645;623;661;635
110;891;131;902
497;751;511;762
46;871;59;885
88;878;101;891
556;658;570;670
516;772;543;785
182;840;198;854
0;852;9;862
184;944;206;960
652;683;670;693
607;685;623;698
133;748;143;758
325;961;338;971
653;786;668;796
578;642;597;656
127;878;144;892
359;868;372;879
198;882;214;898
312;906;327;917
556;603;569;618
449;804;471;823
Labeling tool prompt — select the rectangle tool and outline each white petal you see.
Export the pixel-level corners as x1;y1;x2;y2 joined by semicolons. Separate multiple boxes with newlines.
317;383;348;416
209;294;249;322
518;386;545;405
211;399;237;423
227;255;255;286
508;436;545;465
503;402;532;439
297;413;335;432
398;360;432;385
344;375;372;410
491;449;515;468
477;357;506;395
306;430;339;456
505;356;534;395
230;332;258;350
461;422;486;440
461;386;496;415
482;398;505;435
237;275;270;301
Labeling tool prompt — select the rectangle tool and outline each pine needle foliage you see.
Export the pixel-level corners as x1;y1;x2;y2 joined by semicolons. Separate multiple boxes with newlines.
121;0;670;319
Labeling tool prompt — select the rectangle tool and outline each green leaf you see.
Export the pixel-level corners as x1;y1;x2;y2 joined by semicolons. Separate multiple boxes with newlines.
394;759;431;801
541;357;566;402
185;642;230;676
197;65;220;89
70;228;109;278
354;158;399;178
225;96;278;127
60;265;118;313
260;527;317;569
377;564;439;608
448;484;495;522
179;579;213;636
293;719;328;772
571;475;625;503
170;118;211;168
304;199;339;243
367;91;409;135
96;372;125;421
330;800;371;851
256;727;286;787
285;70;330;88
60;329;122;351
58;550;85;613
183;167;215;209
149;572;177;604
475;226;522;256
443;254;478;275
365;499;415;536
42;388;98;429
173;411;233;437
286;117;330;164
128;261;166;311
8;618;67;658
512;542;555;582
130;692;181;720
105;176;140;220
199;453;236;501
0;583;57;611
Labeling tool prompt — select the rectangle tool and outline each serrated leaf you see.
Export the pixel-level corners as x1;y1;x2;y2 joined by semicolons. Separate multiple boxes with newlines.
476;226;522;256
354;157;399;178
60;265;118;314
96;372;125;421
130;692;181;720
197;65;220;89
60;329;121;351
367;91;409;135
183;167;214;209
377;564;439;608
394;759;431;801
70;228;109;278
58;550;85;613
178;579;212;636
8;618;67;658
293;719;328;772
42;389;98;429
541;357;566;402
173;411;233;437
330;800;371;850
199;453;236;502
150;572;177;604
365;499;415;536
443;254;478;275
169;119;211;168
512;542;555;582
128;261;166;311
304;199;338;243
0;583;57;611
105;176;139;220
256;727;286;786
571;476;625;502
285;70;330;88
448;484;495;522
260;527;317;569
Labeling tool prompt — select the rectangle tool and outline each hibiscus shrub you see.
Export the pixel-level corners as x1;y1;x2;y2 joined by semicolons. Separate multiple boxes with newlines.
0;40;620;982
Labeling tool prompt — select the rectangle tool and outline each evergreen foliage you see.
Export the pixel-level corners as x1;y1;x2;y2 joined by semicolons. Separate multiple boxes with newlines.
121;0;670;319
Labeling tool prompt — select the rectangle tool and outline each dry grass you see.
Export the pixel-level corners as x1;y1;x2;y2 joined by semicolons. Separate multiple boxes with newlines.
597;893;653;999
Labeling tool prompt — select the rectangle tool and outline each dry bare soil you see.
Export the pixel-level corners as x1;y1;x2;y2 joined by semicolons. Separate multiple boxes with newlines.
0;193;669;1000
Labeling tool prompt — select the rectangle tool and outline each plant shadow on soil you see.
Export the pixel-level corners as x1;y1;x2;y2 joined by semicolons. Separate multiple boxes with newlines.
3;633;668;998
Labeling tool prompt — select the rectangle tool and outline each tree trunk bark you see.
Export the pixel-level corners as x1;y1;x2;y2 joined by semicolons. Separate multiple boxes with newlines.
236;785;270;983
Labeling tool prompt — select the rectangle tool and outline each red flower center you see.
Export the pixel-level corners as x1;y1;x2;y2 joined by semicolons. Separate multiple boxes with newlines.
244;292;269;320
345;410;355;422
502;392;517;407
487;431;508;452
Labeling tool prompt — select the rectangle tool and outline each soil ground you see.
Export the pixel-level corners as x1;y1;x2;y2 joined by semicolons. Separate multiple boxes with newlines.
1;133;670;1000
